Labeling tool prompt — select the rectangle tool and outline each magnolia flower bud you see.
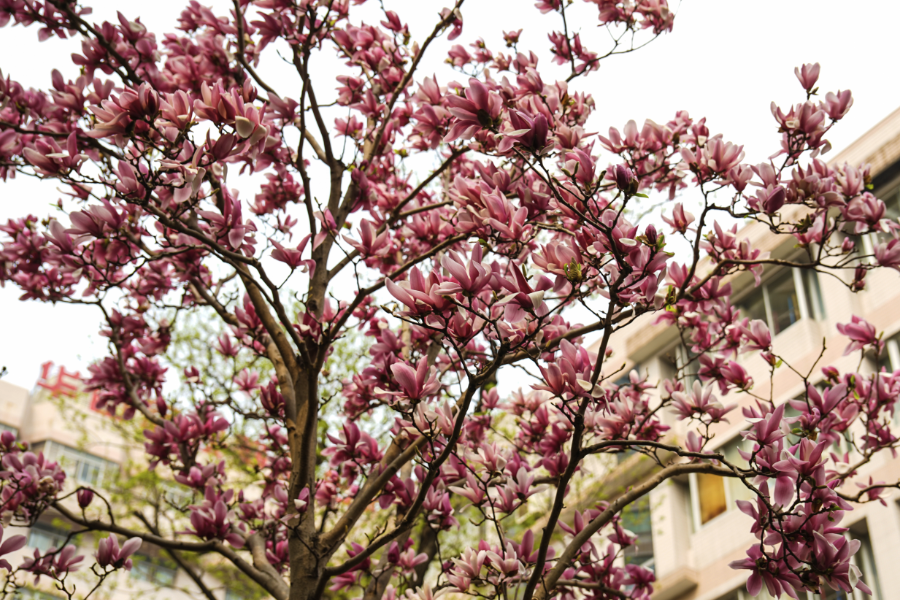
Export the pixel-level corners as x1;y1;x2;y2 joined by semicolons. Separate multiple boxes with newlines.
77;489;94;509
614;164;636;193
794;63;820;91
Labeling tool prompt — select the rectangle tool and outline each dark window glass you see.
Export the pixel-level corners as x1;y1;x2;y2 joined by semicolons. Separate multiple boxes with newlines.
661;345;698;387
15;589;63;599
766;269;803;334
621;497;654;568
882;184;900;222
740;285;768;326
739;268;820;336
27;523;69;552
131;555;177;587
697;473;727;524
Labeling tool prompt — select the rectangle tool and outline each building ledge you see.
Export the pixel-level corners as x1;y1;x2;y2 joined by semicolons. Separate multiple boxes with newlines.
651;568;699;600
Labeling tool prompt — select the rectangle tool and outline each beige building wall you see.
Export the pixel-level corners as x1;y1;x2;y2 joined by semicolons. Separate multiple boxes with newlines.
0;367;245;600
599;107;900;600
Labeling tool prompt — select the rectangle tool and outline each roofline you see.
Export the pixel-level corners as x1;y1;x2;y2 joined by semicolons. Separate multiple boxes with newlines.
828;105;900;176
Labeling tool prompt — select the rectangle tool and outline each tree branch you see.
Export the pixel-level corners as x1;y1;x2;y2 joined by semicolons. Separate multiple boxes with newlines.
531;462;735;600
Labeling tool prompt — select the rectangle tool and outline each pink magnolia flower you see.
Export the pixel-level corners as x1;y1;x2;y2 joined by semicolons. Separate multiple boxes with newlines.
0;526;26;571
495;265;552;323
502;110;549;153
874;238;900;270
856;476;887;507
294;487;310;513
384;361;441;405
671;381;736;423
447;44;472;67
661;203;695;233
311;210;338;250
22;545;84;581
436;245;491;295
485;542;523;576
270;235;315;273
199;196;257;253
739;319;772;351
184;487;246;548
822;89;853;120
811;531;871;596
836;316;882;355
794;62;820;91
448;472;486;506
385;267;453;317
439;7;463;40
448;547;486;591
444;78;502;142
96;534;142;570
216;334;239;357
729;545;799;597
613;163;636;192
23;132;87;176
77;488;94;509
344;220;389;259
234;369;260;394
742;403;786;446
324;421;383;466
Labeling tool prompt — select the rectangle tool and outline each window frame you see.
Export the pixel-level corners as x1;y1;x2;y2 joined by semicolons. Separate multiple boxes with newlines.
856;174;900;258
130;553;178;587
686;434;753;530
721;588;776;600
810;520;880;600
620;496;655;570
736;265;825;336
26;521;70;553
32;441;117;488
875;331;900;426
14;589;64;600
159;481;194;508
659;342;699;388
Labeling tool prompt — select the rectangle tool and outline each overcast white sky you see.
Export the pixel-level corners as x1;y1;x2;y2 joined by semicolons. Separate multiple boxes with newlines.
2;0;899;389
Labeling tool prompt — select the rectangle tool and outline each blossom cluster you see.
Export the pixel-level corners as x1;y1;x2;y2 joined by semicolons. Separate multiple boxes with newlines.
0;0;897;599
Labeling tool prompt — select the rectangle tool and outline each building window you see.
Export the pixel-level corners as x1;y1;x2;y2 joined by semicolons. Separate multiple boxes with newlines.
615;449;638;464
787;397;857;457
721;522;881;600
660;343;698;387
875;333;900;425
14;589;63;599
621;497;654;570
131;554;178;587
719;588;776;600
816;521;881;600
880;181;900;221
27;522;70;552
877;331;900;373
694;472;727;525
738;267;824;335
160;482;193;508
688;436;755;528
0;423;17;437
860;180;900;244
31;442;117;488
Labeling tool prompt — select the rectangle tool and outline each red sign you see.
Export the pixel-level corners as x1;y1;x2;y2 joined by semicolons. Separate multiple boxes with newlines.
37;361;81;397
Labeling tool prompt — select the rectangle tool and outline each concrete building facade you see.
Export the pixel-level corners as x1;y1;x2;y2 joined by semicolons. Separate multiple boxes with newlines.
0;365;251;600
599;107;900;600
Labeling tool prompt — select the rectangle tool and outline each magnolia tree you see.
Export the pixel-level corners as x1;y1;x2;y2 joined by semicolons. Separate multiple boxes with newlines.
0;0;897;599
